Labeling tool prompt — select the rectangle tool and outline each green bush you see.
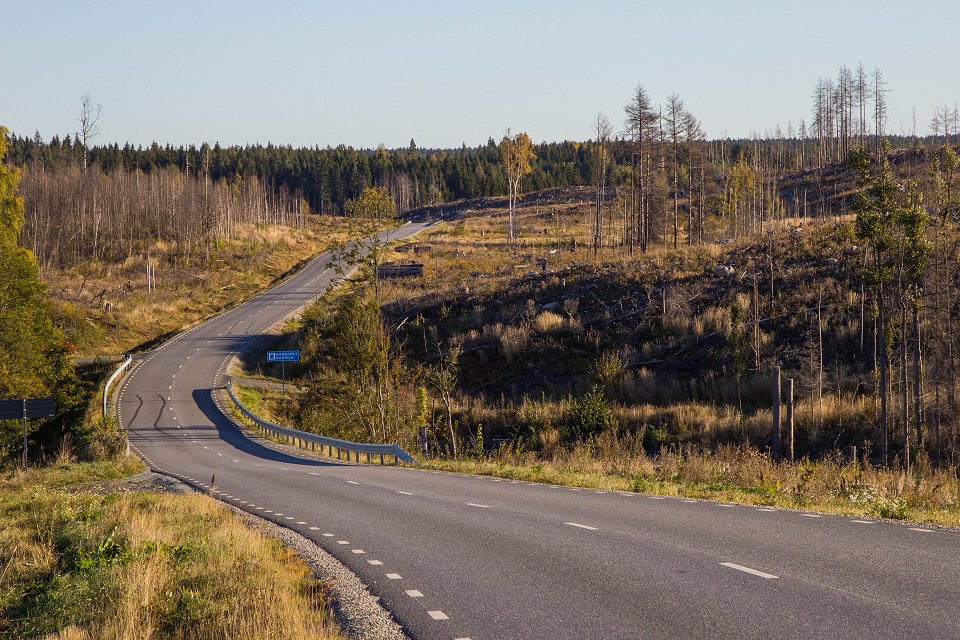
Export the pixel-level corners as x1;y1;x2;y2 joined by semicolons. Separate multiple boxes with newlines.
565;385;618;440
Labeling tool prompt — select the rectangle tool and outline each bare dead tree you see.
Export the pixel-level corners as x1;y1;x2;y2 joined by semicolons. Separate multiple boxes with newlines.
77;93;102;170
592;112;612;255
664;94;686;247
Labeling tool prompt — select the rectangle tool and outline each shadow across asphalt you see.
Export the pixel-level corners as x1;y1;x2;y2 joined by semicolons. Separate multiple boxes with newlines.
192;388;341;468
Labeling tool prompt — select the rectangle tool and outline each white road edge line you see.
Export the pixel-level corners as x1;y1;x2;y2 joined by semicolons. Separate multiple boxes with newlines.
720;562;779;579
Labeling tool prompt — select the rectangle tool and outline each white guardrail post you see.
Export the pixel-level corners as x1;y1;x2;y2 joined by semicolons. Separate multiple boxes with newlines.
225;380;416;465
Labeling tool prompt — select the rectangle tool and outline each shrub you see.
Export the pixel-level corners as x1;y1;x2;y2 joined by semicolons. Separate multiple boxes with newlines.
594;352;627;386
565;386;619;439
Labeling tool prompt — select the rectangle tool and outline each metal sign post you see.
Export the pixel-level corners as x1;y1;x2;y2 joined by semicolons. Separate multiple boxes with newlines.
0;398;57;468
266;351;300;395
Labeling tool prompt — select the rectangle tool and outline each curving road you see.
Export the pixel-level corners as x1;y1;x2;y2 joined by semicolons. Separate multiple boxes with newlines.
119;223;960;640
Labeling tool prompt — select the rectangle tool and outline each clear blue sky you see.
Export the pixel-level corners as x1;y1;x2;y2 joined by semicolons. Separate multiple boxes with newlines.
3;0;958;148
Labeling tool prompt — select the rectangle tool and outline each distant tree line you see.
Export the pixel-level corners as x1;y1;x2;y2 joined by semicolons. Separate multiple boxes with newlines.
4;64;956;270
18;164;304;270
4;134;597;216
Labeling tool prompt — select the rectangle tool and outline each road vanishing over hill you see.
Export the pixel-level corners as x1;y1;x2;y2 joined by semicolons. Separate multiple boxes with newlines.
118;222;960;640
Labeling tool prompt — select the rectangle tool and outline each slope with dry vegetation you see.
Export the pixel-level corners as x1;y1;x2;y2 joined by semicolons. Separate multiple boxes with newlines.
237;156;960;525
0;461;342;640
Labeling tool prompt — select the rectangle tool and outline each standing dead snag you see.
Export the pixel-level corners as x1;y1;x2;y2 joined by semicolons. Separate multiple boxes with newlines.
77;93;102;171
624;84;657;253
772;366;782;459
591;113;612;255
499;131;535;248
664;94;686;247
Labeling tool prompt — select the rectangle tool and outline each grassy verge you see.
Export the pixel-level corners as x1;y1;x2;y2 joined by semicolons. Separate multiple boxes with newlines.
0;460;343;639
419;445;960;528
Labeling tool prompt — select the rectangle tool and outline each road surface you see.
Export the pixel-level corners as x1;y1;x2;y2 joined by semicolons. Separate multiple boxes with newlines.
119;223;960;640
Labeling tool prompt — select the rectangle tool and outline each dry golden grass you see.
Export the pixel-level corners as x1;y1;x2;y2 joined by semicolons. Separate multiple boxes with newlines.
0;462;342;639
533;310;566;333
422;444;960;528
45;216;359;356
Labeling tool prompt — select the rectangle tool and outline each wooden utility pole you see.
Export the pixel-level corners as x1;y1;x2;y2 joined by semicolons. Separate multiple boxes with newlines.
772;366;782;459
786;378;795;462
902;302;910;473
818;289;824;430
753;274;760;370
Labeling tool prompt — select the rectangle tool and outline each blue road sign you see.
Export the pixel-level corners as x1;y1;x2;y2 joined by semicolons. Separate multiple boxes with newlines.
267;350;300;363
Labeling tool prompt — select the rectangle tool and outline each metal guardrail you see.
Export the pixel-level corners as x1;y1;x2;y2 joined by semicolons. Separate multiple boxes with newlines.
225;380;416;465
103;354;133;420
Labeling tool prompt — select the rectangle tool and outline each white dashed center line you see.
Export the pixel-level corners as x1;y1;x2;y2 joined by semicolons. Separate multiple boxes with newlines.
346;480;359;485
427;610;449;620
397;491;413;495
405;589;423;597
466;503;490;508
367;560;383;566
720;562;779;579
386;573;402;580
564;522;597;531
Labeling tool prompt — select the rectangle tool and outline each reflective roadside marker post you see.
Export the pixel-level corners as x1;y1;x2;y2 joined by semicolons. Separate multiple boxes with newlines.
23;399;27;469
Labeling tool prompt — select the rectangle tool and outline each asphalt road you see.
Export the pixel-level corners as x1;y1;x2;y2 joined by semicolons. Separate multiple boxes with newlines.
119;223;960;640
